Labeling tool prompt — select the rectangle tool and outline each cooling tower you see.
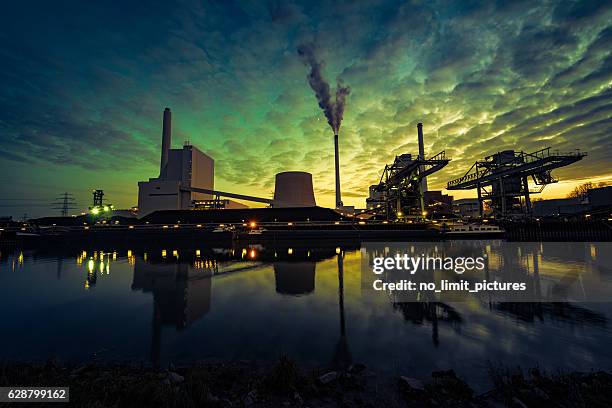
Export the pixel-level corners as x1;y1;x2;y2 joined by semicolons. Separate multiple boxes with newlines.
160;108;172;177
273;171;316;207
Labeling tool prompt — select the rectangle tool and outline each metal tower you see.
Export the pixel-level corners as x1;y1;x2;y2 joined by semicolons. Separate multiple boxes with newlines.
51;192;77;216
447;147;587;219
367;151;450;220
92;190;104;207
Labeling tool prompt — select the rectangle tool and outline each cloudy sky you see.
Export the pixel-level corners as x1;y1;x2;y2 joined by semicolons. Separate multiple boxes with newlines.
1;0;611;217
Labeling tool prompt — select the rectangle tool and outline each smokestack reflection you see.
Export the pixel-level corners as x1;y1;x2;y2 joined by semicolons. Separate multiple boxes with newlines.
332;250;352;369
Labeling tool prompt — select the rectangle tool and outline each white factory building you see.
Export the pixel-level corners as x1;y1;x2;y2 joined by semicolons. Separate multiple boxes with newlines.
138;108;215;216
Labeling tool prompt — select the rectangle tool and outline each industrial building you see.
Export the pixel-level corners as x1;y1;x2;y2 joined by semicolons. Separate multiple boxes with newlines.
423;191;453;217
453;198;481;219
533;186;611;218
447;147;586;219
193;199;249;210
138;108;215;216
366;123;450;220
138;108;320;217
532;197;586;218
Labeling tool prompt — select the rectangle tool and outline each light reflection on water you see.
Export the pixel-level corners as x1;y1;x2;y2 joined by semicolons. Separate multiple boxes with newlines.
0;241;611;391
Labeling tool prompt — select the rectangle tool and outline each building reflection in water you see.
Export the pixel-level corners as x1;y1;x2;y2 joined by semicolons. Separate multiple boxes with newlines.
131;254;212;366
487;242;608;325
272;247;353;368
274;262;316;295
393;302;462;348
368;242;612;347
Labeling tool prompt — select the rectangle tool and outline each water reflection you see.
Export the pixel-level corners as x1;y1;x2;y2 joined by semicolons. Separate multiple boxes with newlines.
125;245;343;366
333;251;352;369
392;303;463;348
131;254;212;366
0;241;611;390
274;263;315;295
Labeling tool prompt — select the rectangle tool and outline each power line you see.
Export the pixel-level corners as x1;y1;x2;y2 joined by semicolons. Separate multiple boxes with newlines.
0;204;56;207
51;192;77;217
0;198;50;201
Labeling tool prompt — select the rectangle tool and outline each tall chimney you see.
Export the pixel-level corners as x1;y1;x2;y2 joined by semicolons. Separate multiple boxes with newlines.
334;133;343;208
417;123;428;192
160;108;172;178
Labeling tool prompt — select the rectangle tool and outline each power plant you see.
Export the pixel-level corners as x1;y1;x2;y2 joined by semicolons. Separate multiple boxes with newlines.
447;148;587;218
137;108;319;217
366;124;450;220
9;105;608;244
138;108;215;216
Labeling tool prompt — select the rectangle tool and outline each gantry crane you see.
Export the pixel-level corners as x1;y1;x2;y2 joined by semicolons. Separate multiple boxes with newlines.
447;147;586;219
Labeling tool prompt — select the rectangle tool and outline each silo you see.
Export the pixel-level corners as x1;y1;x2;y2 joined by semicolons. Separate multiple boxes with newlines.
273;171;316;207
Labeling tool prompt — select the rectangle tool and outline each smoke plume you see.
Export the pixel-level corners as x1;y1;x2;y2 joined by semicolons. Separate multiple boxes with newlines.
297;43;350;134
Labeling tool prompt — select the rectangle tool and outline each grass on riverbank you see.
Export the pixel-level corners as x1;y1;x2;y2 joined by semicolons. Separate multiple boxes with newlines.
1;357;611;407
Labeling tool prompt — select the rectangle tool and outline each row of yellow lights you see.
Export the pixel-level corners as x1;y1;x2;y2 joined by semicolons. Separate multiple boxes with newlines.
78;218;421;231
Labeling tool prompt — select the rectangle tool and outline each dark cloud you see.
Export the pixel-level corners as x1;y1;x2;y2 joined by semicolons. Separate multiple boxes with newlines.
0;0;611;211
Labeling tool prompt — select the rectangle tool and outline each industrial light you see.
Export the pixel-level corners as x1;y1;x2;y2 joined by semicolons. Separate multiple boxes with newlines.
249;221;256;228
103;206;109;212
91;207;100;215
422;211;428;217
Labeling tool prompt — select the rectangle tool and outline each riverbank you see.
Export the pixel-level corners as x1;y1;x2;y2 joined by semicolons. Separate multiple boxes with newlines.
1;358;611;407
